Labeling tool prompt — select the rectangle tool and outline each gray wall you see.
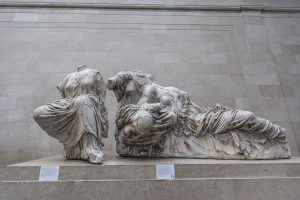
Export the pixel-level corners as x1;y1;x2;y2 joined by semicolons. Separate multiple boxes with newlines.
1;0;300;164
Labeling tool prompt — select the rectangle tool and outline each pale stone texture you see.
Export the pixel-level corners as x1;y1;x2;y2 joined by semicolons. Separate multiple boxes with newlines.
0;0;300;164
33;66;108;163
108;70;290;159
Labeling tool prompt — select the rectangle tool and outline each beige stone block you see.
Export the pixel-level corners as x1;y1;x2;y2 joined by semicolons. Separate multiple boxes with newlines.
202;53;228;64
254;63;277;73
246;25;267;42
234;178;300;200
255;73;280;85
286;64;300;75
274;53;298;65
259;85;283;97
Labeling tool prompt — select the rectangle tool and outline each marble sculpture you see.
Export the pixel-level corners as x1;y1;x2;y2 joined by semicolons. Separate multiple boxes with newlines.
33;66;108;163
107;70;291;159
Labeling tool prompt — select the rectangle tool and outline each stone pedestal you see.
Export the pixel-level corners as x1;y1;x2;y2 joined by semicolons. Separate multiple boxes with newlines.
2;155;300;200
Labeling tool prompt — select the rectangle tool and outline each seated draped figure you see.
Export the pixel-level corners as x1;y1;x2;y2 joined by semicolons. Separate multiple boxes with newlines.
107;70;291;159
33;65;109;163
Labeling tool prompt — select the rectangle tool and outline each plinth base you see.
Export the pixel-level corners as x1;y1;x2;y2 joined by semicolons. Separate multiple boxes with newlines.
2;154;300;200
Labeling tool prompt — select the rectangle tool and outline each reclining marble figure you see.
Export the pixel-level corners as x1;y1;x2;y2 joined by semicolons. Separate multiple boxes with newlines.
33;66;108;163
107;70;291;159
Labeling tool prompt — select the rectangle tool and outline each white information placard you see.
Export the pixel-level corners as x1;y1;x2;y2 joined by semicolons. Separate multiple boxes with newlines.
39;166;60;182
156;164;175;180
14;13;39;22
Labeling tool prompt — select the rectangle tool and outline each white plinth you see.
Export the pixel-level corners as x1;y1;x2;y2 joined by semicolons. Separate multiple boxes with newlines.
2;154;300;200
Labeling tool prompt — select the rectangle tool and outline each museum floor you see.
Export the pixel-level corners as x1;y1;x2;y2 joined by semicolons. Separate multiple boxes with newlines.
2;154;300;200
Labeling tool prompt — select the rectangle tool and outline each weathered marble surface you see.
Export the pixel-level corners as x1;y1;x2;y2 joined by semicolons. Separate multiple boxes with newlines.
33;66;108;163
108;71;291;159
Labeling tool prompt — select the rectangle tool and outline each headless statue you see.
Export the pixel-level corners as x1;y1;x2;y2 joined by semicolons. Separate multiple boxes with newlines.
33;66;108;163
107;70;290;159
